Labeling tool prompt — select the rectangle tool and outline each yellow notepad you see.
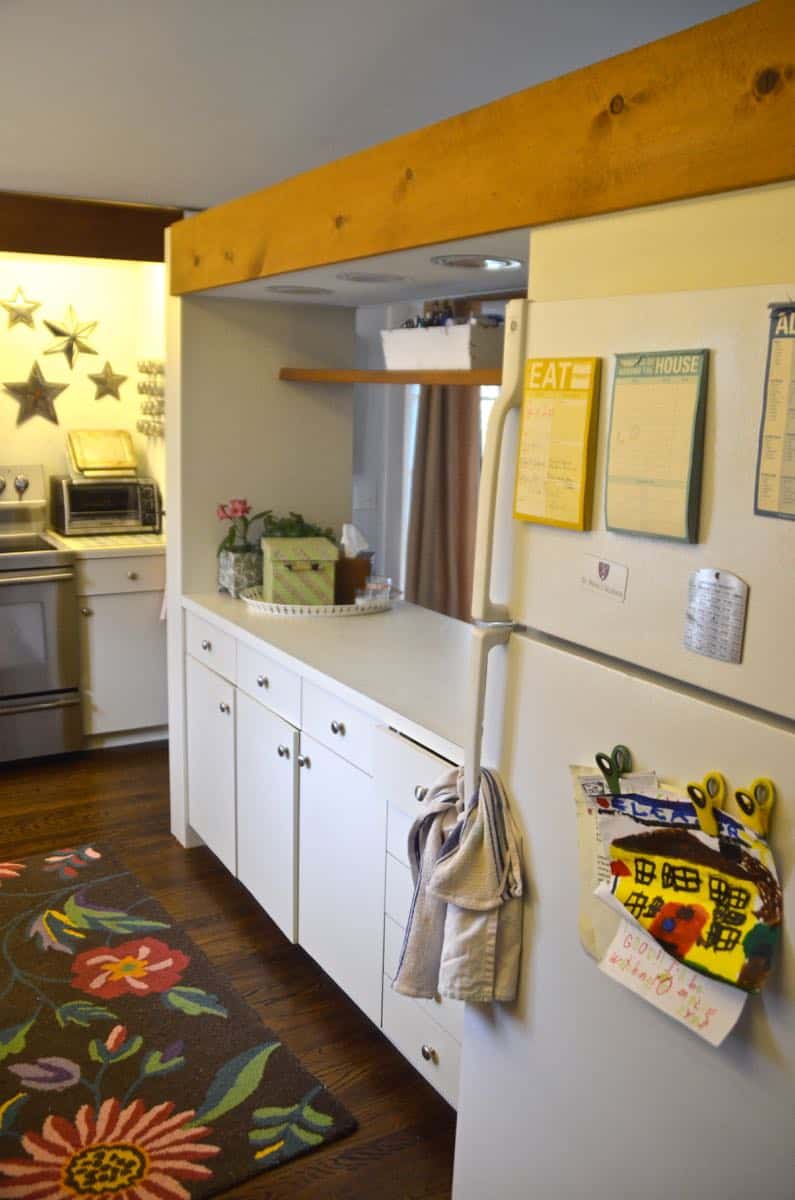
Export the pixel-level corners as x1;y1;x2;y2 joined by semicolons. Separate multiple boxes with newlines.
514;357;601;530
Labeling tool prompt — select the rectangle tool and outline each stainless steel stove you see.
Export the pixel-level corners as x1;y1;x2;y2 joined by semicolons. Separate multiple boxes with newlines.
0;466;82;762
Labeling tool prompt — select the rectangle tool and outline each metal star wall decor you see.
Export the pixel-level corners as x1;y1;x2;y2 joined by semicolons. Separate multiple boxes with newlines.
44;305;98;369
1;286;41;330
3;361;68;425
88;360;127;401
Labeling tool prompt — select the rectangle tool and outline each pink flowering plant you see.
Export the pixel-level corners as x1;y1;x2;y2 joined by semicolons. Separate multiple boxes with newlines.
216;498;268;553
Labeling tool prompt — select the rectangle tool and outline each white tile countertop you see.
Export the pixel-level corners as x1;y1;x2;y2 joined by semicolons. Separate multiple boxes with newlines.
45;531;166;558
182;592;471;761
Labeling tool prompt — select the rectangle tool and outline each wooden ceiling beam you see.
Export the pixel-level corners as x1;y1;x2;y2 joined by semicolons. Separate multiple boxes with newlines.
0;192;183;262
169;1;795;297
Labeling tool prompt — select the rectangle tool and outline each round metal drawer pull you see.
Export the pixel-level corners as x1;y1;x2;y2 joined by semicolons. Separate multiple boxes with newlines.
420;1044;438;1063
330;720;346;736
277;744;290;759
256;675;269;689
80;607;93;617
414;785;428;803
201;639;212;651
219;702;231;715
127;571;139;580
297;754;311;769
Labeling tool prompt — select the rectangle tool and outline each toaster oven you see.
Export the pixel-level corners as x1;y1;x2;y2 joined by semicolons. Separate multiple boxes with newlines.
50;476;162;535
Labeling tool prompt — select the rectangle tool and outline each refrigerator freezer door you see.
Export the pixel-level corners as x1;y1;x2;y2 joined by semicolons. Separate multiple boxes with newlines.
508;282;795;719
453;633;794;1200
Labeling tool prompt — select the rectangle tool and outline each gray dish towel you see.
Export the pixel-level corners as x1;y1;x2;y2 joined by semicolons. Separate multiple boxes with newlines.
393;766;524;1004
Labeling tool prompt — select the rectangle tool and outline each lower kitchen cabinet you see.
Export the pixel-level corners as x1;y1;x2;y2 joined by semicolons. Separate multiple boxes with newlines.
185;654;236;873
298;733;386;1026
236;690;299;942
76;553;167;736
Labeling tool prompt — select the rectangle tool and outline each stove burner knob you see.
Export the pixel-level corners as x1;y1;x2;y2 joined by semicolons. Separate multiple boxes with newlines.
13;475;29;498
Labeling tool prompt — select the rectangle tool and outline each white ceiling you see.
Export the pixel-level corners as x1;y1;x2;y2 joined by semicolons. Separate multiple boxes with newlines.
3;0;741;212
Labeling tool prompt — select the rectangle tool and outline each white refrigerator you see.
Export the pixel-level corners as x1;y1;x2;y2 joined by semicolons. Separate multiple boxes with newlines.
452;259;795;1198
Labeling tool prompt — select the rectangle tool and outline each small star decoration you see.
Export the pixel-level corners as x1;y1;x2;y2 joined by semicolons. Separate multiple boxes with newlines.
3;361;68;425
44;305;98;369
1;286;41;330
88;361;127;401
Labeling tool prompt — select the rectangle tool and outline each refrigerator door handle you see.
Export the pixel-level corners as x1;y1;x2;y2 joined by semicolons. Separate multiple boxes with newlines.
471;297;529;624
464;621;512;802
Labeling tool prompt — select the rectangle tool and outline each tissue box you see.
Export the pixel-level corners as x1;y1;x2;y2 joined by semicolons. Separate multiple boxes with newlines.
380;324;503;370
261;536;337;606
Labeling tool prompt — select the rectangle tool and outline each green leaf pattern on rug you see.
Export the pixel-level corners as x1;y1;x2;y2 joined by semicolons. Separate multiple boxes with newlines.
0;1093;28;1135
249;1084;335;1160
142;1047;186;1077
190;1041;281;1126
63;892;170;936
0;1016;36;1062
161;985;229;1018
89;1032;143;1065
54;1000;118;1029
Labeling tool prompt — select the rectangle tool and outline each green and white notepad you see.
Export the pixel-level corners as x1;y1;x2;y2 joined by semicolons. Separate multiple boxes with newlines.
605;349;708;542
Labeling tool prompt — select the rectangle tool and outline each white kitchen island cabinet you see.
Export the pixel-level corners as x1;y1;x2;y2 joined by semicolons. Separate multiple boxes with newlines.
236;691;299;942
180;593;470;1107
298;733;385;1026
185;654;236;874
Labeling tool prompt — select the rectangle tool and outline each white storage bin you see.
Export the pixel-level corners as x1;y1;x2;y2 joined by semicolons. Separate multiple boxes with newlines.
380;324;503;370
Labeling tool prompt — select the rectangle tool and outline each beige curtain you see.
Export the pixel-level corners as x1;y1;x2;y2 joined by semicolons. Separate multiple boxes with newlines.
404;385;481;622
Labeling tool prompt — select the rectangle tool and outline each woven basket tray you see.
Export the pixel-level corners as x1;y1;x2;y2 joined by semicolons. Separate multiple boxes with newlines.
239;587;391;617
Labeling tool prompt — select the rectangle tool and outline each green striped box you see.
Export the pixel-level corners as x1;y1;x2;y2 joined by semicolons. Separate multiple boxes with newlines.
260;536;338;605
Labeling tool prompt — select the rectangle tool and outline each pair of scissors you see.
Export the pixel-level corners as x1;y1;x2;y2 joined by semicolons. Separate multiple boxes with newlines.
686;770;727;838
734;777;776;837
595;744;632;794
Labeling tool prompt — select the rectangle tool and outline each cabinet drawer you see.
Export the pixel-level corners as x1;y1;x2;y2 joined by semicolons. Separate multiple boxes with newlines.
236;641;301;727
375;727;455;820
384;915;464;1043
302;680;375;775
387;802;413;868
76;554;165;596
383;976;460;1108
185;611;236;682
385;852;414;926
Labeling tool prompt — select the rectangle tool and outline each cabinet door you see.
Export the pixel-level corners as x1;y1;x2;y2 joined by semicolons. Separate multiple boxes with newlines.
186;655;236;873
298;734;386;1025
236;691;298;942
79;591;167;734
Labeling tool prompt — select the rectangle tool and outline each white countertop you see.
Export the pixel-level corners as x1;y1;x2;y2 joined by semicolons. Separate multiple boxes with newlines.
45;531;166;559
183;592;471;760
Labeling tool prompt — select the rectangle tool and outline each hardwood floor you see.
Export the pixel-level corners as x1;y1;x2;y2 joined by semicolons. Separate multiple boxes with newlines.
0;744;456;1199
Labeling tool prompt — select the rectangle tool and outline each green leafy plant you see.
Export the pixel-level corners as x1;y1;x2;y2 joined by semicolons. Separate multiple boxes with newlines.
260;510;336;543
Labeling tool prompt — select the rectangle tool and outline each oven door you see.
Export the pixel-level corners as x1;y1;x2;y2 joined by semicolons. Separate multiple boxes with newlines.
0;567;80;698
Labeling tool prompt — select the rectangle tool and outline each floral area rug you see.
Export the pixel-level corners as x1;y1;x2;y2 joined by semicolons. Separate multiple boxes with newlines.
0;846;356;1199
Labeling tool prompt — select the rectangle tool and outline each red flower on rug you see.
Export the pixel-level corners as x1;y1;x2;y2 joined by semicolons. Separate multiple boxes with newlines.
70;938;191;999
0;1097;219;1199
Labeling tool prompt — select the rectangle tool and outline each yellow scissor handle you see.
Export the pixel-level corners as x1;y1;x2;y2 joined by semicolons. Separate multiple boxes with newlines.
734;777;776;836
686;770;727;837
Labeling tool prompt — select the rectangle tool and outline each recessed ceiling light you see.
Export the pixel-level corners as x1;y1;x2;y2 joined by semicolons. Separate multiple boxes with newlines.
266;284;335;295
430;254;523;271
335;271;407;284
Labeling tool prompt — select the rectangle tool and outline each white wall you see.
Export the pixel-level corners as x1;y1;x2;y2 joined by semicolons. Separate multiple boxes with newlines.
178;297;355;594
0;252;165;495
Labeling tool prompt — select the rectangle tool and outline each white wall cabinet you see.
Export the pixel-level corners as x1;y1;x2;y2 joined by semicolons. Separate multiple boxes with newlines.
185;654;236;874
77;554;167;735
236;691;299;942
298;733;385;1025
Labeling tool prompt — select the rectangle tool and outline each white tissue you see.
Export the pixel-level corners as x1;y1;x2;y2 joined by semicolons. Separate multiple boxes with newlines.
341;523;369;558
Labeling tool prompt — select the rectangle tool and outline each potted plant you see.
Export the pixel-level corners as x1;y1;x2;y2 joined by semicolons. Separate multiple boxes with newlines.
216;498;268;597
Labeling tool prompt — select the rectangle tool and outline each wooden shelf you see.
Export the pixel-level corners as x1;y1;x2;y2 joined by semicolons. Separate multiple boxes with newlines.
279;367;502;386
